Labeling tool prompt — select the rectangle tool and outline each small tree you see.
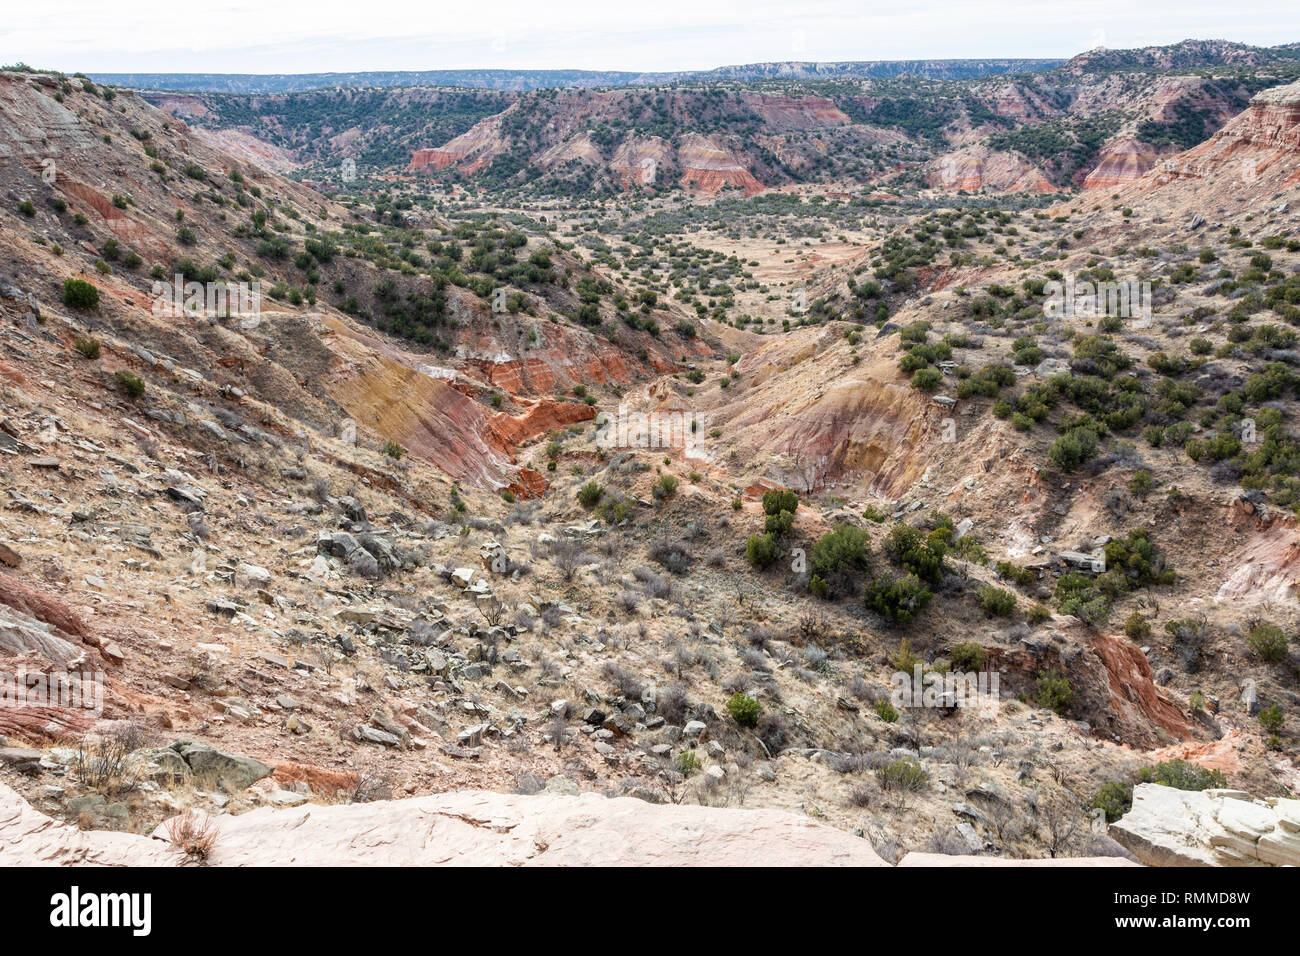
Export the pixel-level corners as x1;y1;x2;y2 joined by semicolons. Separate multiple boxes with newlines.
810;524;872;597
578;481;604;508
761;489;798;516
1247;623;1289;663
1259;704;1285;733
726;692;761;728
62;277;99;309
1034;670;1072;715
745;533;778;570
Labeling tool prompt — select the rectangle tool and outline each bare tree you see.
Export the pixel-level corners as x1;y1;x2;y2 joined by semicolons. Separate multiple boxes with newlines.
549;538;586;582
1037;796;1083;858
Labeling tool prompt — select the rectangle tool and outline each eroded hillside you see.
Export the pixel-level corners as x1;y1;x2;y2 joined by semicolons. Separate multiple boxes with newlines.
1;62;1299;866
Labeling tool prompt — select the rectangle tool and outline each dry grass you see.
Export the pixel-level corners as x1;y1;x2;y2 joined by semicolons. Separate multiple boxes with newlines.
164;809;219;861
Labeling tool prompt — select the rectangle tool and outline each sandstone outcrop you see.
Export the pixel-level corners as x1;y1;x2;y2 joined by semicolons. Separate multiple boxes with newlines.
1112;784;1300;866
0;783;1138;866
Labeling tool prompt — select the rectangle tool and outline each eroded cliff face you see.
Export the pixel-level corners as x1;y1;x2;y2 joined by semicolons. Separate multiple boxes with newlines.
1137;78;1300;194
1083;136;1162;188
404;88;862;196
929;146;1059;193
408;113;508;174
681;329;936;498
676;133;765;196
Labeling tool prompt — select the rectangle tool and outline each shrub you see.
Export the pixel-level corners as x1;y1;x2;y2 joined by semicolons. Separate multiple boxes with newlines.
1034;670;1072;714
1247;623;1289;663
995;560;1035;587
810;524;872;596
1124;613;1151;642
762;489;798;516
764;508;795;537
382;440;403;460
1091;781;1133;823
674;751;702;776
114;370;145;399
62;278;99;309
1128;469;1154;497
865;574;932;625
875;757;928;793
1055;572;1109;624
977;585;1017;617
756;711;793;753
72;336;100;359
1259;704;1285;732
1048;428;1098;471
910;368;942;390
1102;529;1175;590
891;637;918;673
1136;759;1225;791
597;496;630;525
745;533;779;570
874;698;899;722
577;481;604;508
650;538;692;575
726;692;761;728
949;642;988;672
164;809;219;860
883;524;944;585
652;474;679;500
18;199;36;217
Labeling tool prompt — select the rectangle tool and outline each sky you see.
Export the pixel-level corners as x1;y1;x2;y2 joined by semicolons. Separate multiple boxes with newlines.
3;0;1299;75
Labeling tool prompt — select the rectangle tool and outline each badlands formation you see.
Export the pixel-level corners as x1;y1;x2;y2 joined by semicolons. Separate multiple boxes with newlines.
0;51;1299;866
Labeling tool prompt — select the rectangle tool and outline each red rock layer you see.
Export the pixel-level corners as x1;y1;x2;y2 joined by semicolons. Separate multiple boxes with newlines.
1089;632;1199;741
1083;137;1161;189
485;399;596;451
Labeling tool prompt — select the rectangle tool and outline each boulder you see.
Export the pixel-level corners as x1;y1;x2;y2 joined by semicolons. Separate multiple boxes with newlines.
168;739;272;791
126;747;192;785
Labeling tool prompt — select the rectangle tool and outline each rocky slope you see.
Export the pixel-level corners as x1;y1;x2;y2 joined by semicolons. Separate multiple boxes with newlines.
1;63;1299;867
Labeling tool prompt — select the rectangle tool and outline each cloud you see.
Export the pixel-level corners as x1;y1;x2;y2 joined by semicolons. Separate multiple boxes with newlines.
3;0;1297;73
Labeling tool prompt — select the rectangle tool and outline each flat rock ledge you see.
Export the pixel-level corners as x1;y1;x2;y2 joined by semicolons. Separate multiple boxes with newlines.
1;783;1132;867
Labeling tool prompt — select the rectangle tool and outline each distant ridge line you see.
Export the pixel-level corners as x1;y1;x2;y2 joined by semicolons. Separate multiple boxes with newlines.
89;59;1066;94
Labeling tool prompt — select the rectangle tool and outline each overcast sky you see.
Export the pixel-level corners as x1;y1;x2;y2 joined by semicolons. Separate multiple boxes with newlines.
4;0;1298;74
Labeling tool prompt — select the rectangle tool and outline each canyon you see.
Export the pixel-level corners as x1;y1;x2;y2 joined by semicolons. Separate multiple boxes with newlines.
0;39;1299;870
